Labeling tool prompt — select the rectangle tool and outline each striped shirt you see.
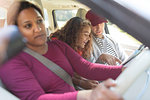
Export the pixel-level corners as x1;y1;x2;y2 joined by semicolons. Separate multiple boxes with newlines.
93;36;118;58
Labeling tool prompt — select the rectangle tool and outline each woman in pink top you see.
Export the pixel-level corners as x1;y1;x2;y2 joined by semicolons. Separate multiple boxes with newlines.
0;1;123;100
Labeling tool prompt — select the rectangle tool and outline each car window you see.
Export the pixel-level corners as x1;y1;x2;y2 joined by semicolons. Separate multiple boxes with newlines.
107;21;141;56
54;9;77;29
114;0;150;20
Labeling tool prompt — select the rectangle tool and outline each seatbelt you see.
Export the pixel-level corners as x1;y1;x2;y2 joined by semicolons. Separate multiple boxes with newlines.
104;23;110;34
23;48;74;87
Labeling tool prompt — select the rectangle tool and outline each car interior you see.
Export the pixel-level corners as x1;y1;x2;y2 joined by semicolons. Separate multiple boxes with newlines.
0;0;150;100
78;0;150;100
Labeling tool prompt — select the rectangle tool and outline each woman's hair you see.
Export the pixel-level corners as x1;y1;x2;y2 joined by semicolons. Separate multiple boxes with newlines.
14;1;43;25
50;17;93;59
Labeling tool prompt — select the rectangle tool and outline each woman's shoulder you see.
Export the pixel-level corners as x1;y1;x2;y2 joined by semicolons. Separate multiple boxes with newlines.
0;51;33;69
47;40;71;49
47;40;77;56
48;39;65;45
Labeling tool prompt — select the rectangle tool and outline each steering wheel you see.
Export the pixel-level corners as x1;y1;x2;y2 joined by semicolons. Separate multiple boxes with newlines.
111;45;150;100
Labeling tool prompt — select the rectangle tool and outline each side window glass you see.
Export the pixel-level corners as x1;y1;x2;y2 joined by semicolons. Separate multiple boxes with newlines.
53;10;77;29
107;21;142;56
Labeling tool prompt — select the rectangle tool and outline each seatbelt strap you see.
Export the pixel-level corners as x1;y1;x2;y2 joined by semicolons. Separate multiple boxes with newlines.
23;48;74;87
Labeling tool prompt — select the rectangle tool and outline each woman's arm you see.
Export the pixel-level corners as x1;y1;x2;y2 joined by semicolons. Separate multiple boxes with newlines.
56;40;122;81
0;54;78;100
72;73;99;90
77;79;123;100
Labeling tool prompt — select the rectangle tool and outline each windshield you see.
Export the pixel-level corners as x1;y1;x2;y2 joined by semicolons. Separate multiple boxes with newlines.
114;0;150;21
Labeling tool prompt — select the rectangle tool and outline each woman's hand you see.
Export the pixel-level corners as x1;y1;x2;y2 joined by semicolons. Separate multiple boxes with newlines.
72;73;99;89
79;79;99;89
89;79;123;100
77;79;123;100
99;54;122;65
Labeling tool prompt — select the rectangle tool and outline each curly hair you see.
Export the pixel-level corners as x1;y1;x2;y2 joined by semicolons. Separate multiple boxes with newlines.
50;17;93;59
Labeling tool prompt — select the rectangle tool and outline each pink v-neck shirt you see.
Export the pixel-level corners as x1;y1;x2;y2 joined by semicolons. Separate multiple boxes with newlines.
0;40;122;100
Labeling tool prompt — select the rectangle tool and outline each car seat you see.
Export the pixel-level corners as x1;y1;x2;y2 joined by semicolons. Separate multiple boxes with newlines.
0;80;19;100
